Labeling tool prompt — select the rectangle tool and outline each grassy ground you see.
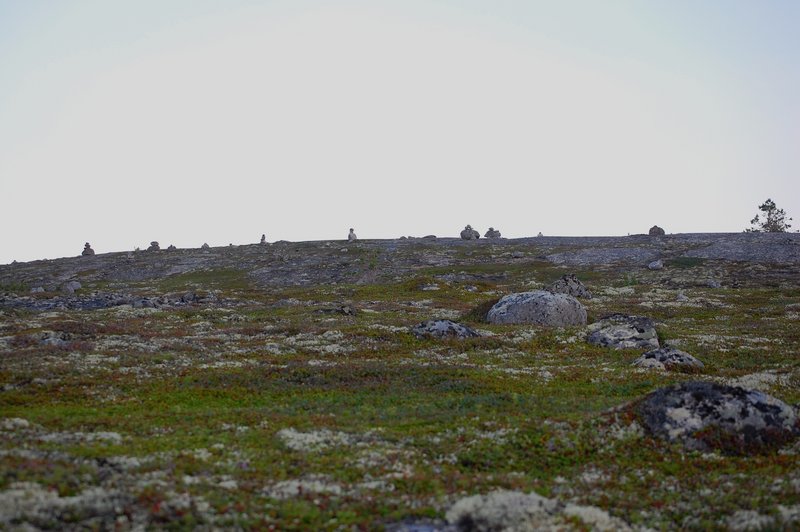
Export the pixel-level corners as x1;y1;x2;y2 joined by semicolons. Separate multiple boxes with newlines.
1;257;799;529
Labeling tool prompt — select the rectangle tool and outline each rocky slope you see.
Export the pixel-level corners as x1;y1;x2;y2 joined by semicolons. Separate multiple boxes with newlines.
1;232;799;530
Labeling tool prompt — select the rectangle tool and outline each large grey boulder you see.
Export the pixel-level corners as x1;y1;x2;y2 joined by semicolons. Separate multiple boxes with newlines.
638;381;799;454
587;314;659;349
411;320;479;339
633;347;704;372
486;291;587;327
460;225;480;240
548;274;592;299
649;225;666;236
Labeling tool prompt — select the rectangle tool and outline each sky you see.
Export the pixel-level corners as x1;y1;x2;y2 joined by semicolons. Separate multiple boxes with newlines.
1;0;798;264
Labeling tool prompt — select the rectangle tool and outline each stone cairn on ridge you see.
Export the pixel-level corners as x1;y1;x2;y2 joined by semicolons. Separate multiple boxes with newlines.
348;228;358;242
460;225;480;240
81;243;95;256
147;241;160;251
484;227;502;238
649;225;666;236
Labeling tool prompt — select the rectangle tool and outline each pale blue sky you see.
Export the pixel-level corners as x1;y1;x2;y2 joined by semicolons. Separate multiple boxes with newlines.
1;1;797;263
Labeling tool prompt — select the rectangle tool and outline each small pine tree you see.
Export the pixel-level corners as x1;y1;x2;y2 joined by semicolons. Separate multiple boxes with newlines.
746;198;793;233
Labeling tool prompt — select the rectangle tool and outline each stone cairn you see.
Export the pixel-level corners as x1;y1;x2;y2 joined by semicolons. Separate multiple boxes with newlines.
147;241;160;251
260;234;267;245
81;243;95;256
484;227;502;238
167;245;177;251
201;243;210;249
348;228;358;242
648;225;666;236
460;225;480;240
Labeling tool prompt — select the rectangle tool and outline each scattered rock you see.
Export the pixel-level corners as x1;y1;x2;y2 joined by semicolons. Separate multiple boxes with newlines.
30;286;44;294
411;320;480;339
460;225;480;240
446;490;558;531
81;242;95;256
676;292;689;302
548;274;592;299
147;241;160;251
632;347;704;372
511;251;524;259
61;281;82;295
587;314;659;350
445;490;631;531
484;227;502;238
706;279;722;288
649;225;666;236
486;291;587;327
167;244;177;251
348;228;358;242
637;381;799;454
648;260;663;270
201;243;210;250
422;235;437;240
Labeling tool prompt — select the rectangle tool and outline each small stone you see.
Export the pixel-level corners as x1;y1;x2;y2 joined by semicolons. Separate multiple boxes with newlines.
648;260;664;270
30;286;45;294
147;241;160;251
587;314;659;350
348;228;358;242
81;242;95;256
648;225;666;236
548;274;592;299
511;251;524;259
62;281;82;295
633;347;704;372
484;227;502;238
460;225;480;240
411;320;480;339
706;279;722;288
676;292;689;302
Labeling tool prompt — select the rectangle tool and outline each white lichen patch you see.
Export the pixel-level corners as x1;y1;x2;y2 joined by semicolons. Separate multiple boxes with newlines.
725;371;793;392
264;476;343;500
277;428;356;452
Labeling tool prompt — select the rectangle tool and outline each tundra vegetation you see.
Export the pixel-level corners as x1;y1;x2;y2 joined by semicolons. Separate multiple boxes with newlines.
0;233;798;530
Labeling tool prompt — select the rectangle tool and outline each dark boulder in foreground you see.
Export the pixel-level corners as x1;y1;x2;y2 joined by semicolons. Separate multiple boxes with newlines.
638;381;799;454
633;347;704;372
486;291;587;327
587;314;659;350
411;320;480;339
